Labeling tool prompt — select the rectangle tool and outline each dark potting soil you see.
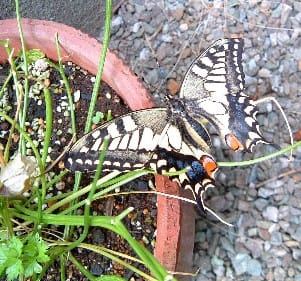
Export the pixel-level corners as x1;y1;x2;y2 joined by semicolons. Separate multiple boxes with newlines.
0;60;157;280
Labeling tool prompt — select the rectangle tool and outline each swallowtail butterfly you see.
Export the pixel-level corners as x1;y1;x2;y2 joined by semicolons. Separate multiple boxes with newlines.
64;38;269;210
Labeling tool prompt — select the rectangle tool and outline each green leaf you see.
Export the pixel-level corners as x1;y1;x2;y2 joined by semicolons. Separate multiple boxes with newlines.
25;49;45;64
6;259;23;281
92;111;104;124
8;236;23;257
23;234;38;256
0;247;8;265
0;248;8;275
106;109;112;121
0;231;8;242
24;233;49;259
36;245;50;263
22;233;49;276
24;259;42;278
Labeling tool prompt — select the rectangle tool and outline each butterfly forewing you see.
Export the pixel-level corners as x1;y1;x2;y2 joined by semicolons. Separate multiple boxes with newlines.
180;38;268;152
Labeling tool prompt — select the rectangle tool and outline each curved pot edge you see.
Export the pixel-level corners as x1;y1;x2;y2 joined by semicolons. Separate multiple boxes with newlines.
0;18;154;111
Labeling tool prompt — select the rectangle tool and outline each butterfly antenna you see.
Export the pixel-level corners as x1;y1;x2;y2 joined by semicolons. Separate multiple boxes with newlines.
254;96;293;159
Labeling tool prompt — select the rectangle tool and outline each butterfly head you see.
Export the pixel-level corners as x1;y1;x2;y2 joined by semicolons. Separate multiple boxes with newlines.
166;96;187;119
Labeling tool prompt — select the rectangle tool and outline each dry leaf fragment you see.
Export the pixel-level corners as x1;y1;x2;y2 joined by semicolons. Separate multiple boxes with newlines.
0;153;38;196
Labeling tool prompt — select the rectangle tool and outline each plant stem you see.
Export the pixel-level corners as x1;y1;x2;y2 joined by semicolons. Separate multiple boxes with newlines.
42;88;53;169
84;0;112;134
218;141;301;167
0;113;42;168
53;35;77;136
15;0;30;153
65;137;110;251
0;198;14;237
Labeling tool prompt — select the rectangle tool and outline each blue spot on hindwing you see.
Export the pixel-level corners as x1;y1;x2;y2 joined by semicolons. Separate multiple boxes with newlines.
187;161;206;182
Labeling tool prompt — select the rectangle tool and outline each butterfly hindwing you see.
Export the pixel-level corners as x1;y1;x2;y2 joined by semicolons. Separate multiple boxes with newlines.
65;108;170;172
149;147;217;211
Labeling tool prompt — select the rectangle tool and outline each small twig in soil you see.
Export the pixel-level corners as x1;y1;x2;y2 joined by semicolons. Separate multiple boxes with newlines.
145;23;164;42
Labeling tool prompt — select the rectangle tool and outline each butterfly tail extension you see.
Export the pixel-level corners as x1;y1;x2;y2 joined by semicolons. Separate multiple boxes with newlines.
183;155;233;226
188;155;218;211
149;148;218;212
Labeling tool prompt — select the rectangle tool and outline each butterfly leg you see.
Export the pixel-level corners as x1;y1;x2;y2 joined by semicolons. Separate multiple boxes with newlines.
254;96;293;156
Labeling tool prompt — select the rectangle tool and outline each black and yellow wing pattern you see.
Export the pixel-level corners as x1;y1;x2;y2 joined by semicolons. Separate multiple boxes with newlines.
65;38;269;210
180;38;268;152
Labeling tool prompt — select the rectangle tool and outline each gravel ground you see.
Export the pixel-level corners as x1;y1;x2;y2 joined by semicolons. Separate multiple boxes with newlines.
106;1;301;280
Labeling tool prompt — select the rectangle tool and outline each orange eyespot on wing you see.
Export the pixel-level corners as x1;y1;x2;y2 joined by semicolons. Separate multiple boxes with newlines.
225;133;244;151
200;155;218;178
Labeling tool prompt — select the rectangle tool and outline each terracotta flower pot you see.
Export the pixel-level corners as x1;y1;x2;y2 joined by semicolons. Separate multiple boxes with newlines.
0;18;195;276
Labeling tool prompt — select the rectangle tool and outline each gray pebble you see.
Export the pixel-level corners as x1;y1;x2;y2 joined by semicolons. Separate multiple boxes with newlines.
294;2;301;12
111;15;123;27
277;31;291;45
271;4;282;19
144;69;159;84
281;4;292;25
246;259;262;276
245;239;263;258
293;47;301;60
254;198;269;211
138;48;150;61
247;227;258;237
270;33;278;46
291;226;301;242
195;231;206;243
220;237;235;254
292;249;301;260
258;68;271;78
132;22;141;33
258;187;275;198
144;23;156;34
179;23;188;32
160;34;173;43
245;58;259;76
270;231;283;246
273;267;286;281
92;228;105;244
211;256;225;277
231;253;251;275
90;263;103;276
196;255;212;273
